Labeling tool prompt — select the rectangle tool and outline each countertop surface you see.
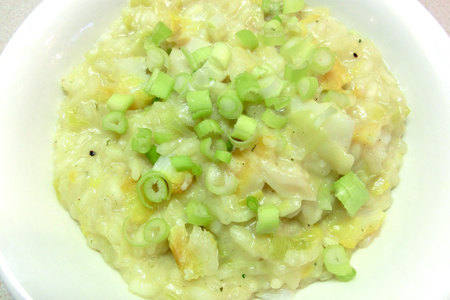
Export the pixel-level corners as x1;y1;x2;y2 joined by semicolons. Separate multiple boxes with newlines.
0;0;449;299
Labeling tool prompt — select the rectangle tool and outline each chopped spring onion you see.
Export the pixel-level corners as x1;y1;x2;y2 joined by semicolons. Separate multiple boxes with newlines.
284;62;308;83
280;36;318;66
122;217;152;247
206;61;227;82
131;128;153;154
146;46;170;71
310;47;336;75
200;138;227;163
333;171;370;217
194;119;224;139
228;133;258;149
258;75;286;99
180;47;198;71
102;111;128;134
206;14;227;41
246;196;259;212
235;29;259;51
283;0;305;14
296;76;319;100
185;200;212;226
170;155;195;171
174;72;192;96
209;42;232;70
192;164;203;176
235;71;262;102
146;145;160;164
261;0;270;11
144;68;175;100
214;150;232;163
261;0;281;14
274;96;292;110
217;90;243;119
273;15;282;23
154;131;172;144
258;19;285;46
106;93;135;112
252;66;269;79
136;171;172;208
256;204;280;234
336;268;357;282
186;90;213;119
226;139;233;152
322;90;350;109
143;218;170;243
148;21;173;46
189;67;215;91
205;164;239;196
192;46;212;69
323;244;356;278
264;97;279;107
231;115;257;141
262;109;288;129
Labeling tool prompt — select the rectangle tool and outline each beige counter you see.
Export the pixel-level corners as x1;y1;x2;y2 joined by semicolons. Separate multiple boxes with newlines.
0;0;449;299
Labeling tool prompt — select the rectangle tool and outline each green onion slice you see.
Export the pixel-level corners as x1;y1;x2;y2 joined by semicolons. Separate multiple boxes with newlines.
143;218;170;243
231;115;257;141
173;72;192;96
148;21;173;46
214;150;232;164
209;41;232;70
296;76;319;100
333;171;370;217
170;155;195;171
122;216;152;248
144;68;175;100
246;196;259;212
262;109;288;129
284;62;308;83
258;75;287;99
200;138;227;163
185;200;212;226
192;46;212;69
146;145;160;164
194;119;224;139
146;46;170;71
323;244;355;277
186;90;213;120
274;96;292;110
310;47;336;75
102;111;128;134
154;131;172;144
106;93;135;112
217;90;243;120
322;90;350;109
283;0;305;14
131;128;153;154
235;29;259;51
136;171;172;208
235;71;262;103
256;204;280;234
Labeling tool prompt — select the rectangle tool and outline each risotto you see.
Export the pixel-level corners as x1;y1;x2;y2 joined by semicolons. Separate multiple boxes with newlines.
53;0;408;299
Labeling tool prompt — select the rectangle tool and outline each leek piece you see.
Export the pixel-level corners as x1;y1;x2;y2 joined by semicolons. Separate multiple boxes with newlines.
180;47;198;71
174;72;192;96
284;63;308;83
280;36;318;66
192;164;203;176
323;244;355;278
185;200;212;226
106;93;135;112
322;90;350;109
146;46;170;71
264;97;279;107
137;171;172;208
214;150;232;163
235;29;259;51
262;109;288;129
143;218;170;243
186;90;213;119
318;183;334;211
256;204;280;234
131;128;153;154
154;131;172;144
296;76;318;100
258;75;286;99
228;134;258;149
206;14;227;41
333;171;370;217
170;155;195;171
246;196;259;212
200;138;227;163
336;268;357;282
144;68;175;100
252;66;269;79
194;119;224;139
231;115;257;141
258;19;285;46
192;46;212;69
274;96;291;110
122;217;152;248
102;111;128;134
283;0;305;14
209;42;232;69
235;71;262;102
310;47;336;75
146;145;160;164
148;21;173;46
205;164;239;196
217;90;243;120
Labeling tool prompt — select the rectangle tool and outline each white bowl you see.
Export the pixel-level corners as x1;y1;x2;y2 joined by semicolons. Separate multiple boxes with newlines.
1;0;449;299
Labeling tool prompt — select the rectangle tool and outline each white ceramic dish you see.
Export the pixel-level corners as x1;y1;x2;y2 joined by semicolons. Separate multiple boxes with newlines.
1;0;449;299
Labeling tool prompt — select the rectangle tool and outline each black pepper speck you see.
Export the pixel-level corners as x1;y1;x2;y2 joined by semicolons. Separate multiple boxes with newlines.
89;150;96;156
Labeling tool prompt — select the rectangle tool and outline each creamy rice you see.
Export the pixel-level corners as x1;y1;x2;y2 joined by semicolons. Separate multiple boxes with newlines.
53;0;408;299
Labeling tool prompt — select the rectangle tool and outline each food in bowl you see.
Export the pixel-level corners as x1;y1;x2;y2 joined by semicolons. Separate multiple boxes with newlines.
52;0;408;298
